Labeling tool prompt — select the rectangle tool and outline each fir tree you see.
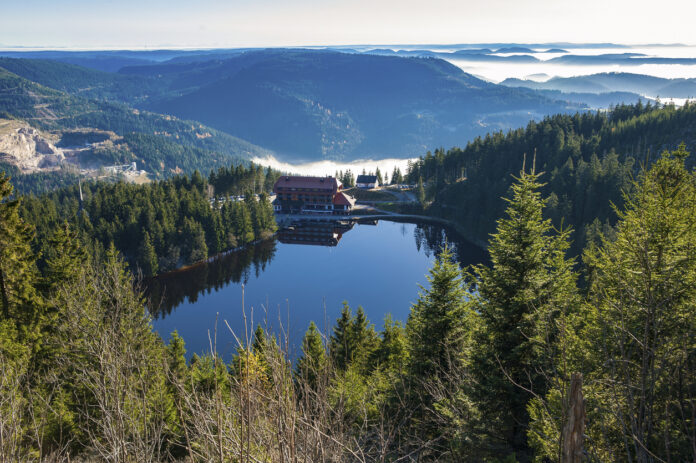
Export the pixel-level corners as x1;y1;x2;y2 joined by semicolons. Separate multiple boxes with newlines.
405;244;475;452
469;164;578;459
417;176;426;206
580;145;696;461
138;230;159;276
296;321;326;390
0;173;41;336
329;302;353;371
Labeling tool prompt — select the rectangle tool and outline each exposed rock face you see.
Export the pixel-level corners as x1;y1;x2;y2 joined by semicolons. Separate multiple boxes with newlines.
0;121;64;172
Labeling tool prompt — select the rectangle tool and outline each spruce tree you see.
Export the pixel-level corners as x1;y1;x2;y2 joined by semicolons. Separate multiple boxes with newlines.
407;244;470;385
405;244;474;452
138;230;159;276
417;176;426;206
329;302;353;371
0;173;41;336
469;164;578;459
349;306;379;373
43;220;88;292
296;322;326;391
581;145;696;461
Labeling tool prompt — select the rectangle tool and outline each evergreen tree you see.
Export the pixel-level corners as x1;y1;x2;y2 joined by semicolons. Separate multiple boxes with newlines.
371;314;407;371
580;145;696;461
349;306;379;373
405;244;475;453
43;220;88;291
296;322;326;390
138;230;159;276
469;165;578;459
416;176;426;206
0;173;41;336
329;302;353;371
407;244;470;385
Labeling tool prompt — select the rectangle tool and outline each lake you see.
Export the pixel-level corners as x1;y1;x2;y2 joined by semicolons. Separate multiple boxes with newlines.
146;219;488;359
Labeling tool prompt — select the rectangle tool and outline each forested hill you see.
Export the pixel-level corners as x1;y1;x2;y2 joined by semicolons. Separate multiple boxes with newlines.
18;163;279;277
0;51;588;162
137;50;580;161
0;66;270;179
407;101;696;251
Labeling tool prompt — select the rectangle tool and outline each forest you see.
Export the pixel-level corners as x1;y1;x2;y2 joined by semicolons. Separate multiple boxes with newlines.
14;162;279;278
2;128;695;461
406;101;696;252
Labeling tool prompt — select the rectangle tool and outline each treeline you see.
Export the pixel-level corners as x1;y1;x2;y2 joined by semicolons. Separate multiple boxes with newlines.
2;146;694;462
209;161;280;196
0;162;81;196
18;165;277;277
406;101;696;251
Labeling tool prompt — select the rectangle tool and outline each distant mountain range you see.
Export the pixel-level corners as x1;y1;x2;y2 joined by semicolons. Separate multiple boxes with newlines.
2;44;693;74
130;50;585;161
0;49;592;162
501;72;696;98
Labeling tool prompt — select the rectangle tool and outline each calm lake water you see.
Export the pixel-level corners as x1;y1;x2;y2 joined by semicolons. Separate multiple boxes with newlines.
146;219;487;359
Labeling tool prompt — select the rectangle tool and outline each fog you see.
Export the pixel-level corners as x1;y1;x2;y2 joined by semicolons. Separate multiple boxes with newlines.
252;155;415;179
442;45;696;83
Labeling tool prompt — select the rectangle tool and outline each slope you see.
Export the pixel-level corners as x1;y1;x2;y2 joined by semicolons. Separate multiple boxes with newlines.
133;50;581;161
0;67;270;177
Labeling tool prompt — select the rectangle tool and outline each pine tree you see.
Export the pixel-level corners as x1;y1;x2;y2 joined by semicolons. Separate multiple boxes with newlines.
405;244;475;452
296;321;326;390
416;176;426;206
329;302;353;371
139;230;159;276
580;145;696;461
469;164;578;459
0;173;42;336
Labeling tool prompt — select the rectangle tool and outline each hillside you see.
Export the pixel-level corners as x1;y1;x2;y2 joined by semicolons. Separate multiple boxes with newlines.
122;49;581;161
0;66;270;178
406;102;696;252
501;72;696;98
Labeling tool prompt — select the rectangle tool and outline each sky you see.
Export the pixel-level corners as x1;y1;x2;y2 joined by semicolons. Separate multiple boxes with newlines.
1;0;695;49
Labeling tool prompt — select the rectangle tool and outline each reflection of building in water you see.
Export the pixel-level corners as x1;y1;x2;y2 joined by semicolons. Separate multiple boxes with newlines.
278;220;355;246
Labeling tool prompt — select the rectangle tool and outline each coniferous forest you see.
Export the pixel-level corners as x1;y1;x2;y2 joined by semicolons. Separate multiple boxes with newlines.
2;103;696;462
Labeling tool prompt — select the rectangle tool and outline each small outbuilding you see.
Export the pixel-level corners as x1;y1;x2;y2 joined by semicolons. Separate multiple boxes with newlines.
356;175;378;189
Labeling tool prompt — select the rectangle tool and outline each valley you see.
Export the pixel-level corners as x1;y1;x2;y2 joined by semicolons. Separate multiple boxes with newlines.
2;37;696;463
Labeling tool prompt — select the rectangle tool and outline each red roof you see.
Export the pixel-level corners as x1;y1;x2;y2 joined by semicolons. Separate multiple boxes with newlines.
273;176;341;193
333;191;356;207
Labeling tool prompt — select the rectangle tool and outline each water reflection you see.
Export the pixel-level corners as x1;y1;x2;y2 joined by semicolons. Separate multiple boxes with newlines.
146;239;277;318
277;220;355;247
146;219;488;321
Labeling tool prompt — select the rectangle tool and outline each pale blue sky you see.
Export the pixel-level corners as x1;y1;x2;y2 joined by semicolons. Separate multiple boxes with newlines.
1;0;694;49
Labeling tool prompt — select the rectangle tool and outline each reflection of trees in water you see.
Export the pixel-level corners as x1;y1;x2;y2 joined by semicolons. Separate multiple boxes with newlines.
412;221;488;267
145;240;277;318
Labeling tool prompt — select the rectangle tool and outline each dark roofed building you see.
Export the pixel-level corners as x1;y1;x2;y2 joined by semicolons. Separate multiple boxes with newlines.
272;175;355;214
356;175;378;189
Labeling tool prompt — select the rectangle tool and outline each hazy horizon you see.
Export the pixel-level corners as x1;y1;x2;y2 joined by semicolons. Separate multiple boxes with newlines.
2;0;695;49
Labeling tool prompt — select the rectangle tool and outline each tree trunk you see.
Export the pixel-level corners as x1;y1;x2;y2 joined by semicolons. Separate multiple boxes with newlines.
562;373;585;463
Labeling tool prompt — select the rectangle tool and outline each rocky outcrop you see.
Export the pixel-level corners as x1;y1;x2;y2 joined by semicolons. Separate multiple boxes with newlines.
0;121;65;172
